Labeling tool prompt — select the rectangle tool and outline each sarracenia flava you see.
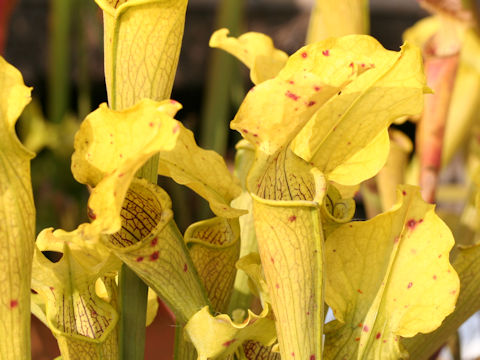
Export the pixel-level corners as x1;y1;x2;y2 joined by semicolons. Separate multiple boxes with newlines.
0;2;465;360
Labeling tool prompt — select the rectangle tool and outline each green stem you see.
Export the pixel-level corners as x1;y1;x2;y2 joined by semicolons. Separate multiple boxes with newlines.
75;0;94;120
48;0;72;123
199;0;245;155
118;154;160;360
198;0;245;220
118;264;149;360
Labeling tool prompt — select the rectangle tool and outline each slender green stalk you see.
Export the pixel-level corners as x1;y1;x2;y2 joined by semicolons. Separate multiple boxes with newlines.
118;264;149;360
75;0;94;120
198;0;245;220
199;0;245;156
48;0;72;124
117;155;160;360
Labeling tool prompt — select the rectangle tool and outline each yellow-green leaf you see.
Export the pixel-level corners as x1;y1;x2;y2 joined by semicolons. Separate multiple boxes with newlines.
324;185;459;360
376;129;413;212
235;252;270;306
228;140;259;313
209;28;288;85
96;0;188;110
35;227;121;275
306;0;369;43
185;217;241;312
321;183;356;237
251;174;326;360
0;56;35;359
283;36;427;185
231;71;341;157
185;305;276;360
403;244;480;359
102;179;209;323
71;99;180;234
31;241;119;360
157;123;245;218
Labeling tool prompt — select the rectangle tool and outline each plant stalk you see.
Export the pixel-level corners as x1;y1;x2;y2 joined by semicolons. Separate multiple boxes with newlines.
48;0;72;124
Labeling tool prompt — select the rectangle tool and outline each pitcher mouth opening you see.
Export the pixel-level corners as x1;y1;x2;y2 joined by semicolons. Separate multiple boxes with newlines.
108;179;172;249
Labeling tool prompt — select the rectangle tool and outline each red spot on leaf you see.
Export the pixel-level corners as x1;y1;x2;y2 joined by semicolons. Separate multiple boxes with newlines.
310;355;316;360
438;254;442;258
433;275;437;280
10;300;18;309
270;257;275;264
285;90;300;101
376;332;381;339
361;63;365;68
394;236;400;244
314;85;321;91
222;339;237;347
183;263;188;272
355;337;360;342
288;80;295;84
349;62;354;68
253;133;258;137
87;207;96;220
119;153;123;158
301;51;308;58
450;290;457;295
242;129;249;134
151;237;158;246
358;323;363;328
150;251;159;261
276;283;280;289
136;257;144;262
363;325;369;332
383;340;387;343
407;219;418;230
291;352;295;357
322;50;329;56
407;282;413;289
402;190;407;196
307;101;316;107
118;173;124;178
357;289;363;294
149;122;154;127
288;215;297;222
173;124;180;134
